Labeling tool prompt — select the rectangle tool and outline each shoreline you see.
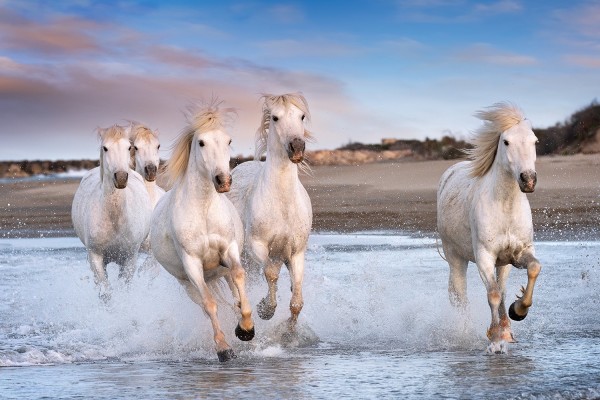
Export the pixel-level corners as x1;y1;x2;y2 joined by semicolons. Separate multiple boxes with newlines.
1;154;599;241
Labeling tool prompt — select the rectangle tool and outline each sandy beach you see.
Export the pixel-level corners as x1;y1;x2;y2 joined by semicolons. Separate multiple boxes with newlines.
1;154;599;240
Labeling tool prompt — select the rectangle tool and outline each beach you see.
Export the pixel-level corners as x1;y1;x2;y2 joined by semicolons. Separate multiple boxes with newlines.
1;154;599;240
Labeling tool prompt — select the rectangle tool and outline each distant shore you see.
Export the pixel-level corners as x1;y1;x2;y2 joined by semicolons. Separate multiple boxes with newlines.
1;154;599;240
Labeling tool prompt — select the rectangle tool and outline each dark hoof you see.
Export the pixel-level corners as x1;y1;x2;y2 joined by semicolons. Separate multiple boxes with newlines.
257;298;276;320
509;302;527;321
217;348;236;362
235;324;255;341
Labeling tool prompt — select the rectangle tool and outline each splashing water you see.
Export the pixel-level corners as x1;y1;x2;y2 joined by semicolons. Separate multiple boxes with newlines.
1;234;600;398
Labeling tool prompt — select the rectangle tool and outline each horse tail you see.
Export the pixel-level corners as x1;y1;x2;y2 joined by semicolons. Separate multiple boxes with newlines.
436;237;448;262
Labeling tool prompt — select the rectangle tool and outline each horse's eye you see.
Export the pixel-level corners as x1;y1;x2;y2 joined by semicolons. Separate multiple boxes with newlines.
503;140;509;146
103;146;108;152
301;114;305;121
157;144;160;150
199;140;205;147
272;116;279;122
228;139;232;145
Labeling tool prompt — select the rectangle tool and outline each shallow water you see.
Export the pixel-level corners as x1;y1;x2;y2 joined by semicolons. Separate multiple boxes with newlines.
1;233;599;399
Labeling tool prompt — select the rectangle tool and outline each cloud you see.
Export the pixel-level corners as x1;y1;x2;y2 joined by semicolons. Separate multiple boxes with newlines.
563;55;600;69
473;0;522;15
554;3;600;38
454;43;537;66
0;7;105;55
268;4;305;24
256;39;364;58
394;0;522;22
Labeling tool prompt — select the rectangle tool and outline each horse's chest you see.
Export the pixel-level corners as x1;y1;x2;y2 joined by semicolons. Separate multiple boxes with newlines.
495;237;529;266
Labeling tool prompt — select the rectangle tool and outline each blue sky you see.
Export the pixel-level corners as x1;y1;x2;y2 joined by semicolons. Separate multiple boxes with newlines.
1;0;598;160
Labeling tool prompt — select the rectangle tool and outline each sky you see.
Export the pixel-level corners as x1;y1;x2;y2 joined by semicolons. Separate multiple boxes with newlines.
1;0;599;161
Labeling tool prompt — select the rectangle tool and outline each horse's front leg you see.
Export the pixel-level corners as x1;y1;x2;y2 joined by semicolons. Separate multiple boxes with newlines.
509;251;542;321
251;240;281;320
287;250;306;326
222;244;255;342
257;260;282;320
496;264;516;343
180;254;234;362
89;251;110;302
476;251;507;354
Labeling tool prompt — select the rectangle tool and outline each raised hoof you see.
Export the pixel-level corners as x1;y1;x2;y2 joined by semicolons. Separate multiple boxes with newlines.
235;324;255;342
509;302;527;321
217;348;236;362
257;298;276;320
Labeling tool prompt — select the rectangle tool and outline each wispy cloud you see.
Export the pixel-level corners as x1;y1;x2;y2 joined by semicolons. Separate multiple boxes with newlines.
563;55;600;69
268;4;305;24
395;0;522;22
454;43;536;66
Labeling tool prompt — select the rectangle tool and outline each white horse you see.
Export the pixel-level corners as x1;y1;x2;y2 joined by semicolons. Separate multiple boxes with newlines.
150;104;255;362
71;125;152;300
128;122;165;208
437;102;541;354
227;93;313;327
128;123;166;254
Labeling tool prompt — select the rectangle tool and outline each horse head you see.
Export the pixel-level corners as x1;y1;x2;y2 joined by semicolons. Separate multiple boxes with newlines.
130;124;161;182
498;119;538;193
99;125;131;189
193;129;232;193
258;93;312;164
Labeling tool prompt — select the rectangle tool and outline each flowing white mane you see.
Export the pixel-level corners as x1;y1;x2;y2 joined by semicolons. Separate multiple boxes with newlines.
98;124;128;183
255;93;314;160
165;102;235;187
466;102;526;177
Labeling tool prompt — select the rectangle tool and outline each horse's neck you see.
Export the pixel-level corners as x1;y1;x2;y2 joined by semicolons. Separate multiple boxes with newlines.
177;166;218;211
263;153;300;196
100;172;128;211
483;161;523;205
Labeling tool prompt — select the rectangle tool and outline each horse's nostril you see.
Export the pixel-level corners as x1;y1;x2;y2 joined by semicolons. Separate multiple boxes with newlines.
215;175;222;185
520;173;526;182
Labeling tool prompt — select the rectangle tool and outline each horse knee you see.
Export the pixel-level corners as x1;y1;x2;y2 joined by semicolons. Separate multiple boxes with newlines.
528;262;541;279
487;289;502;308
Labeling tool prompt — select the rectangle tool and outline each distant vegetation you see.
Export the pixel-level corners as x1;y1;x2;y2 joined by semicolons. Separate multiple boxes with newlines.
1;101;599;178
534;100;600;155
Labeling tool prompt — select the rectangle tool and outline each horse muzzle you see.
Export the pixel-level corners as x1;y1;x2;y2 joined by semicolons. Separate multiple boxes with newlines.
214;173;232;193
287;138;305;164
519;170;537;193
144;164;157;182
114;171;129;189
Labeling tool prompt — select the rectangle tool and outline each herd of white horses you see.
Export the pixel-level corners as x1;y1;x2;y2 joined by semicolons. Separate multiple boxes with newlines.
71;93;541;360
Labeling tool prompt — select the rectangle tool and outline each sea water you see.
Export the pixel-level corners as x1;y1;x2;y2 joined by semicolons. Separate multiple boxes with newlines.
0;233;599;399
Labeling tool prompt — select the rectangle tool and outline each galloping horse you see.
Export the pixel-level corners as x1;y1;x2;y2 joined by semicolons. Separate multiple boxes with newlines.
227;93;313;327
72;125;152;300
150;103;255;362
437;102;541;354
128;123;165;208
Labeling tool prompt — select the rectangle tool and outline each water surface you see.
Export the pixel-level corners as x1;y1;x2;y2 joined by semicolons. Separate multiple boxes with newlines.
1;234;599;399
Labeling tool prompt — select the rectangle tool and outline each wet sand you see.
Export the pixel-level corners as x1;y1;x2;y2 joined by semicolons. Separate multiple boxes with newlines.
1;154;599;240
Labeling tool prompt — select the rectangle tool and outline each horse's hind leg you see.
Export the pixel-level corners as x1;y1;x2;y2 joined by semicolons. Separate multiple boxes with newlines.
118;255;137;284
445;247;468;309
257;260;282;320
509;251;542;321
